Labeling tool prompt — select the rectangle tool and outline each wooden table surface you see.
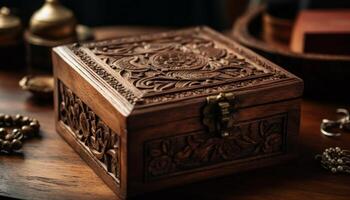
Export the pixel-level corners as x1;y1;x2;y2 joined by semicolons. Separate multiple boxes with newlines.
0;27;350;200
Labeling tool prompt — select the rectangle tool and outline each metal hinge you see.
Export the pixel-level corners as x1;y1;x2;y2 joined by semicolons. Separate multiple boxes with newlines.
202;92;236;138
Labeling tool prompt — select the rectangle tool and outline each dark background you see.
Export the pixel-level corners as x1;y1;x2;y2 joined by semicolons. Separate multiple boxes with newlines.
0;0;249;31
1;0;350;31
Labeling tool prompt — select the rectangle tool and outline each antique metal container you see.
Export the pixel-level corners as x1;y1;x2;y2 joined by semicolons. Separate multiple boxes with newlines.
0;7;24;68
52;27;303;199
29;0;76;40
0;7;22;45
25;0;77;73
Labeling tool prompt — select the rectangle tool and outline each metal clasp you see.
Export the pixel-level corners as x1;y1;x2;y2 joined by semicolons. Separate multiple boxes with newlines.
202;92;236;137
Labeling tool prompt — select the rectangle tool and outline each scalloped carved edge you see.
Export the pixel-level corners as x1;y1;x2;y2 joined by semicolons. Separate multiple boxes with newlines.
70;47;138;105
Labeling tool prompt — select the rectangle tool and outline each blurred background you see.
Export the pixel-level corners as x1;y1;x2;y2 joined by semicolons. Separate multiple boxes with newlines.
1;0;348;31
1;0;350;99
1;0;248;31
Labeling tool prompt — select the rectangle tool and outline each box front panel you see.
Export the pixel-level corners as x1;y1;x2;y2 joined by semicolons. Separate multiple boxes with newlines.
144;113;287;181
128;99;300;194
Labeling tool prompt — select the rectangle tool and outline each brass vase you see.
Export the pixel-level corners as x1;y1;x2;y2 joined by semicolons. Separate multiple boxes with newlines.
0;7;24;68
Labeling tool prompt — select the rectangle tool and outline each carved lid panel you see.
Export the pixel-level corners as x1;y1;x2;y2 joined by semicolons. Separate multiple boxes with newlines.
68;27;295;107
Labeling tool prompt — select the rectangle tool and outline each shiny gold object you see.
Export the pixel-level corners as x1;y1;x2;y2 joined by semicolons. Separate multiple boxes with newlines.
25;24;92;47
29;0;76;40
202;92;236;137
19;75;54;98
0;7;22;45
25;30;75;47
24;0;93;75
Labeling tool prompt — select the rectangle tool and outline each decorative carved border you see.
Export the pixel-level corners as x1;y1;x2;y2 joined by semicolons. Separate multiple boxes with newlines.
58;81;121;184
70;47;138;105
69;27;290;106
144;114;287;181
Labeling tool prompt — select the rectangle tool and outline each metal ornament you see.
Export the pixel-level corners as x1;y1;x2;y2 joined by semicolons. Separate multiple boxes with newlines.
320;108;350;137
315;147;350;174
0;113;40;153
19;75;54;98
202;92;236;138
0;7;22;45
29;0;76;40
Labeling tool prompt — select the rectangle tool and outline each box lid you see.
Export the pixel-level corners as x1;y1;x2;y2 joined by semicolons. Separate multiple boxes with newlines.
54;26;303;124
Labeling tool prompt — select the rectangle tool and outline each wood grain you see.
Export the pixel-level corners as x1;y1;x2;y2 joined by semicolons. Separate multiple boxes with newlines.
0;27;350;200
0;70;118;200
52;26;303;198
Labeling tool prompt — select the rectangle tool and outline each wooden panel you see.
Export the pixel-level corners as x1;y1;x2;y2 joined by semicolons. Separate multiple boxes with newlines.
58;81;121;184
52;49;130;198
144;113;288;181
127;99;301;195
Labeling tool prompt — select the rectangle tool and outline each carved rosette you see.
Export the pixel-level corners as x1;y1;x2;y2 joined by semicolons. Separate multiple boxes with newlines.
69;28;290;106
144;114;286;180
58;82;121;183
150;51;208;71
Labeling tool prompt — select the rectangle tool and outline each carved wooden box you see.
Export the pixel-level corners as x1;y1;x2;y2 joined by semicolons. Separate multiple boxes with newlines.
52;27;303;199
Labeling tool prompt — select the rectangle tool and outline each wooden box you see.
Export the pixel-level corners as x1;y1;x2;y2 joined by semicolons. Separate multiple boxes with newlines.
52;27;303;199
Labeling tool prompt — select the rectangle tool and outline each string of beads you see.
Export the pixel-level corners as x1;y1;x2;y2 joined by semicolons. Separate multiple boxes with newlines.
0;113;40;153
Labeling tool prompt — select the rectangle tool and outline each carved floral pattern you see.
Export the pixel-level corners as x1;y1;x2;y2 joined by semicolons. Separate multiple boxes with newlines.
58;82;121;183
144;114;285;180
91;35;267;95
150;51;208;71
69;28;289;105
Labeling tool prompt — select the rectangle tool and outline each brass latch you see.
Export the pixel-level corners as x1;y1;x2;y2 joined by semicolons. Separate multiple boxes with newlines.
202;92;236;138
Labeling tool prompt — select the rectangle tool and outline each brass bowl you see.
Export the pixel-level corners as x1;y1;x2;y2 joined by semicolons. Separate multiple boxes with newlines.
19;75;54;98
25;24;93;47
232;5;350;100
